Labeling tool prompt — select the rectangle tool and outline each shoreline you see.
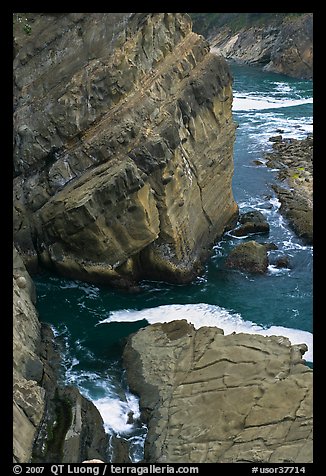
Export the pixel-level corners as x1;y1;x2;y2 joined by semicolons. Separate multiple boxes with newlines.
265;134;313;245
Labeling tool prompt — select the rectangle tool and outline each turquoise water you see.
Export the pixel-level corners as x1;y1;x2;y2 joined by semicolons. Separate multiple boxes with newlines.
34;64;313;461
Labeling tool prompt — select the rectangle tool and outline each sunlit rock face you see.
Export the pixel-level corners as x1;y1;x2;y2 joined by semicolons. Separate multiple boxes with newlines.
123;320;313;463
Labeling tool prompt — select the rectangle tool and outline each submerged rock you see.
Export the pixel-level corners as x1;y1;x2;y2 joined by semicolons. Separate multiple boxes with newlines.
225;240;269;273
269;135;283;142
274;255;291;269
123;321;312;463
13;13;238;286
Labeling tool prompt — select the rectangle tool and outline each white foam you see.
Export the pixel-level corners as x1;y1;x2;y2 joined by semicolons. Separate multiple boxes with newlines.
94;396;139;435
97;303;313;362
282;240;311;252
272;82;293;94
64;366;143;436
233;95;313;111
269;197;281;209
267;264;290;275
59;280;100;299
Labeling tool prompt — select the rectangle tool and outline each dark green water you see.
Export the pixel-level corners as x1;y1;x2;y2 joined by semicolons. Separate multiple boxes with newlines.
34;64;313;461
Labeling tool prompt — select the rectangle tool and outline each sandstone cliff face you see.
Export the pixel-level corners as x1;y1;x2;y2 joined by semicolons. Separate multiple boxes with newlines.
13;246;108;462
208;14;312;80
13;13;238;286
123;320;312;463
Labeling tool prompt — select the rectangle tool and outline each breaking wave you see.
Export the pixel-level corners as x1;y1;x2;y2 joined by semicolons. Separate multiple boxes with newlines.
98;303;313;362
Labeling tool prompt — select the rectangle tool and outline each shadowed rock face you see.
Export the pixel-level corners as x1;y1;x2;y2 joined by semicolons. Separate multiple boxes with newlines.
13;12;238;286
13;247;45;462
123;321;312;463
13;246;108;463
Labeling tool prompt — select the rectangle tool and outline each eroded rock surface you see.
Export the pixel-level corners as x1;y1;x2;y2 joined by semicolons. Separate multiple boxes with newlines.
123;320;312;463
13;13;238;286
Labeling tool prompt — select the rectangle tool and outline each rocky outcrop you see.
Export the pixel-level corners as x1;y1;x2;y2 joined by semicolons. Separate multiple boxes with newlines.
231;210;269;237
13;246;108;462
58;387;109;463
123;320;312;463
265;135;313;245
263;15;313;79
225;240;269;274
13;13;238;287
111;437;132;463
206;14;313;80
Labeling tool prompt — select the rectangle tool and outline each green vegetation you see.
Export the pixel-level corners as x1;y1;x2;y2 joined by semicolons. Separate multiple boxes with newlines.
23;23;32;35
189;13;305;36
32;391;73;463
13;13;32;35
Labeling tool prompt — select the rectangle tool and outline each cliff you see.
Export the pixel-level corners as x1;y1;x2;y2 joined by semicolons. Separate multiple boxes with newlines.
13;13;238;287
191;13;313;80
123;320;312;463
13;246;108;462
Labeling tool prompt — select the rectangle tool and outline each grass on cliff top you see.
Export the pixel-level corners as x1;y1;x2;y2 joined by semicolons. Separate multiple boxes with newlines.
190;13;305;35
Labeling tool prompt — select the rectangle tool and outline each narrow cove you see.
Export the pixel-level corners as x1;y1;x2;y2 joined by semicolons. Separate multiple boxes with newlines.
33;63;313;461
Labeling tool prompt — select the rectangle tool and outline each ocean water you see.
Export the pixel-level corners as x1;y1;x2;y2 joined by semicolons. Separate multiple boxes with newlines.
34;63;313;462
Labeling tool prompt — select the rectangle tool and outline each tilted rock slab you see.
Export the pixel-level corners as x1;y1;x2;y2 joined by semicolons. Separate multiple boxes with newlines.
123;320;312;463
13;13;237;285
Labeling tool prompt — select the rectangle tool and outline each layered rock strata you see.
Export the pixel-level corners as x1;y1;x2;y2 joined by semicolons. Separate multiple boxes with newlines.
13;13;238;286
13;246;108;463
123;320;312;463
208;14;313;79
265;135;313;245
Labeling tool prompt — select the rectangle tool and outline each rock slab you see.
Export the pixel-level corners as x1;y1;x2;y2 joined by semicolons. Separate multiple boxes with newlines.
123;320;312;463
